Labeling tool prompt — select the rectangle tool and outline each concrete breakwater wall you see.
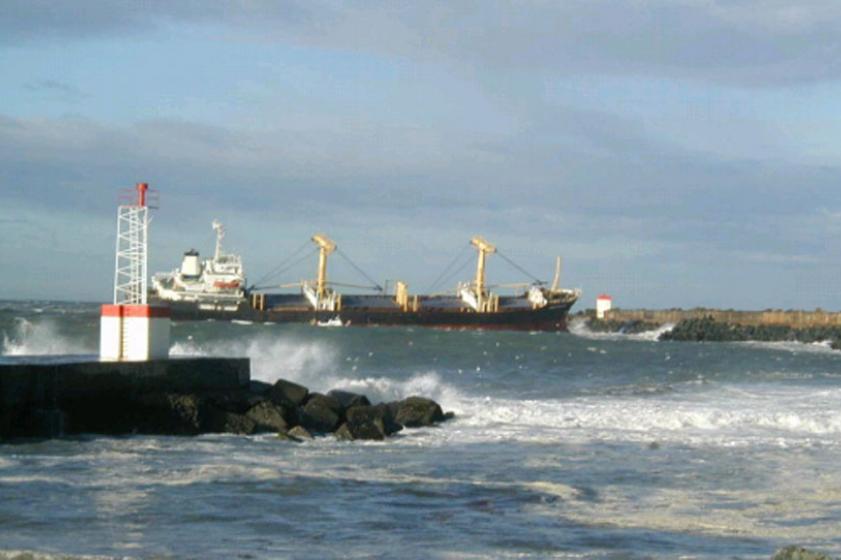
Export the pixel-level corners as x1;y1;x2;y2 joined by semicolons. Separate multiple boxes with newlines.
0;357;249;438
604;309;841;328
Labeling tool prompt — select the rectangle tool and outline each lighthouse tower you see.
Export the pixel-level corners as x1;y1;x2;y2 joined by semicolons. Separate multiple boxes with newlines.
100;183;171;361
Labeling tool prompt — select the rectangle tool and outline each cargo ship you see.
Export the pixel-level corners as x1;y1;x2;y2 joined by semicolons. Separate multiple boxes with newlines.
151;221;581;331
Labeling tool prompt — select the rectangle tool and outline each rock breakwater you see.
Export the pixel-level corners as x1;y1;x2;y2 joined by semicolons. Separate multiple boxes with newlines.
0;358;452;442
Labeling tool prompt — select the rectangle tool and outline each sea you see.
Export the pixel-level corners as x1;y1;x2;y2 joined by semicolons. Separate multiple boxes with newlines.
2;300;841;559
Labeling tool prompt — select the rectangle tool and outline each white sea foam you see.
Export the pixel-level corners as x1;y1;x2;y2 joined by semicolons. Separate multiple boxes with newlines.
416;383;841;449
1;318;91;356
737;339;838;354
327;370;465;408
568;317;674;342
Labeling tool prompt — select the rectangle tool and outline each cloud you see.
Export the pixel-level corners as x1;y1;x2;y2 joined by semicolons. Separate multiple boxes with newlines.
4;1;841;86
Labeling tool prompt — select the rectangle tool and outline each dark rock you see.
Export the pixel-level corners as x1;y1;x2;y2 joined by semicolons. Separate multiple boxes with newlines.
287;425;313;440
339;404;403;440
205;388;263;414
342;405;394;440
385;400;401;420
327;389;371;411
772;546;832;560
373;403;403;435
202;406;257;435
331;389;372;409
334;423;354;441
245;401;287;433
393;396;446;427
249;380;273;395
299;393;342;433
269;379;309;408
277;429;302;442
304;392;343;413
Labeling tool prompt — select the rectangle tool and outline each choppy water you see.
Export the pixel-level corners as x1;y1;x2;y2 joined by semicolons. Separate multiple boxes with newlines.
2;301;841;558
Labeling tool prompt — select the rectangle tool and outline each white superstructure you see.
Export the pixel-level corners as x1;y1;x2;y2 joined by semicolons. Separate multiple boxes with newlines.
151;220;246;304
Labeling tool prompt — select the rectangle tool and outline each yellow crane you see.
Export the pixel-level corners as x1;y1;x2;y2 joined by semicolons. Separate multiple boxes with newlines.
311;234;336;299
471;236;496;310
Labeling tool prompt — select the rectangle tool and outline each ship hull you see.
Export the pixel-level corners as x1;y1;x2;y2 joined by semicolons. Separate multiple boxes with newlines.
157;297;576;331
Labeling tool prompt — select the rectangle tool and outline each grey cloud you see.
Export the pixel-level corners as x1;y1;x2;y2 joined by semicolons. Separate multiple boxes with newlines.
2;108;841;306
4;1;841;86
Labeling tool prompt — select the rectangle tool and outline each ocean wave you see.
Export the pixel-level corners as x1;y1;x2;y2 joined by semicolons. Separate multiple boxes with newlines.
735;339;838;354
423;383;841;448
0;552;127;560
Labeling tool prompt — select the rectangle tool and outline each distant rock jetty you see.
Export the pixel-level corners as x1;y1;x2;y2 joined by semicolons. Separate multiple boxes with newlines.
579;308;841;348
660;317;841;347
0;358;452;442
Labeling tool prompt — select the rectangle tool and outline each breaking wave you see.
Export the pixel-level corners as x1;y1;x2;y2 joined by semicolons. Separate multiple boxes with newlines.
1;318;92;356
437;383;841;448
568;317;674;342
170;336;337;386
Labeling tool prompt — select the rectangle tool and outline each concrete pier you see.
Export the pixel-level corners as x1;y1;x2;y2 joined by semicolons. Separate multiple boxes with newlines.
0;357;250;439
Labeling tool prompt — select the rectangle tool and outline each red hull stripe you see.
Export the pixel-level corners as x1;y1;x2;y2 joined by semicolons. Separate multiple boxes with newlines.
101;304;171;318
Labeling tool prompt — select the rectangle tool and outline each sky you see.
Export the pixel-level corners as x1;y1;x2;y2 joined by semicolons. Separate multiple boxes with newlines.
2;0;841;309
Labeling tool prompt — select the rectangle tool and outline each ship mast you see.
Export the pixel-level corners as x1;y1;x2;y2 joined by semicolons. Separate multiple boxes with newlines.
312;233;336;299
212;220;225;261
471;236;496;310
551;256;562;292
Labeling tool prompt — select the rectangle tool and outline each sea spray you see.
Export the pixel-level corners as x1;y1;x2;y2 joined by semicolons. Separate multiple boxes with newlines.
568;317;675;341
1;318;92;356
170;336;338;386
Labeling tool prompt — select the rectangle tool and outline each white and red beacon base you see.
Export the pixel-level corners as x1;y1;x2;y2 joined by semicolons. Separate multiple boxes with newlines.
100;304;171;361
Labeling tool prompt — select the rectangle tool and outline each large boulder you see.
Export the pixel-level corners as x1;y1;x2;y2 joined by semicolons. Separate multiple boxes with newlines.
393;396;446;427
287;425;313;440
249;380;273;395
205;388;263;414
299;393;342;433
340;404;403;440
334;423;354;441
245;401;288;433
772;547;833;560
202;406;257;434
327;389;371;411
269;379;309;408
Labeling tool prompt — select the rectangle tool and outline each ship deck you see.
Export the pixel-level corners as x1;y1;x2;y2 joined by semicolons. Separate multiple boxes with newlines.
263;293;539;312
